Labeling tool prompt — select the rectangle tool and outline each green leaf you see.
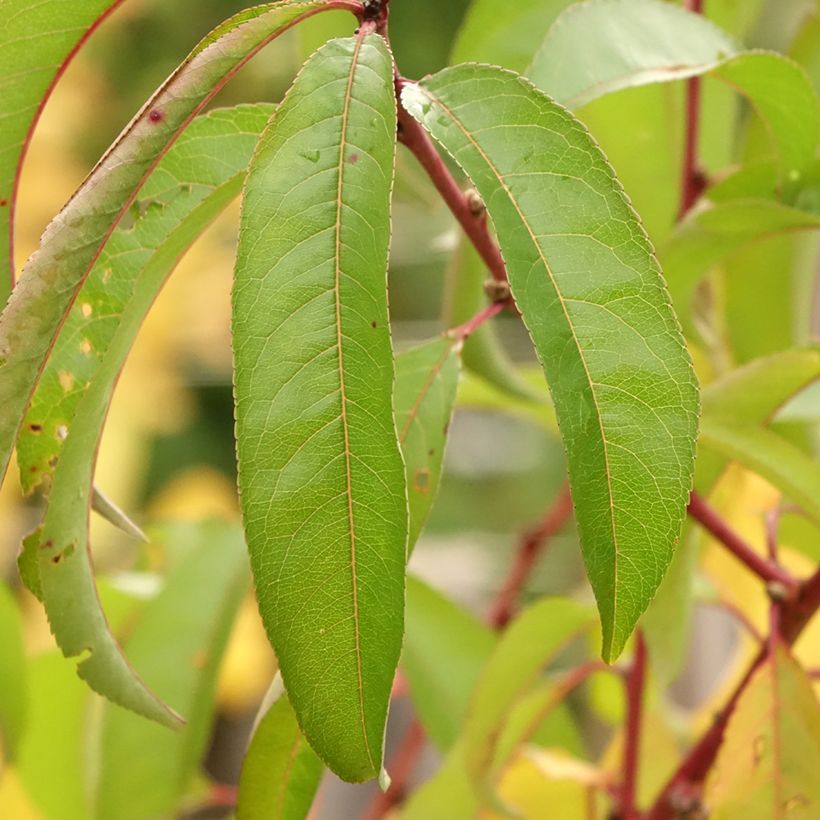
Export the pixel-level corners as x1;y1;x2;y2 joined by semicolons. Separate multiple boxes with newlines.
403;740;480;820
16;103;273;494
706;643;820;818
699;420;820;527
403;577;495;751
451;0;574;71
233;35;404;783
95;522;249;820
460;597;592;787
0;0;122;301
0;585;26;761
663;200;820;339
529;0;820;193
402;67;699;662
0;0;342;489
237;690;323;820
396;339;462;551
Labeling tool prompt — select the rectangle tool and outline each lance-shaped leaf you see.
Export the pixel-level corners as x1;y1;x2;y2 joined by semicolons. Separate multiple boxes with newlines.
396;338;462;552
233;35;404;783
95;522;249;820
237;690;323;820
529;0;820;194
17;105;271;728
402;68;699;662
17;103;273;494
0;0;347;489
0;0;125;298
706;643;820;818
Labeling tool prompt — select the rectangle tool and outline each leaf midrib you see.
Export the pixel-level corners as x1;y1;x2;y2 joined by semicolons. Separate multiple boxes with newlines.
398;340;456;443
419;85;620;641
333;30;375;772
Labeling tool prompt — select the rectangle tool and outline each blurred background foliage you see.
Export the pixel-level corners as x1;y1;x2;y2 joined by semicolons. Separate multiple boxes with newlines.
1;0;820;817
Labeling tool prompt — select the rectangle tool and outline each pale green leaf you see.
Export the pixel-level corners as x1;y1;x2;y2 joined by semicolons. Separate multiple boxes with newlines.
396;339;462;552
17;104;273;493
402;740;479;820
403;577;495;751
707;643;820;819
233;35;404;783
402;67;699;661
0;584;26;761
0;0;341;489
699;420;820;527
95;522;249;820
460;597;592;787
529;0;820;193
0;0;122;301
237;691;323;820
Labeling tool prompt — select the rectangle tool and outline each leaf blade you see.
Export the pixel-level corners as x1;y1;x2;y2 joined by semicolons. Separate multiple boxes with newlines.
402;67;699;661
233;34;404;783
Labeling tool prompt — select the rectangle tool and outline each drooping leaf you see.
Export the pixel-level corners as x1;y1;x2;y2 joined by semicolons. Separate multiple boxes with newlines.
0;0;346;489
529;0;820;194
403;577;496;752
402;67;699;662
706;643;820;818
0;0;125;298
0;584;26;761
95;522;249;820
699;421;820;527
451;0;574;71
396;339;462;551
237;690;323;820
17;103;274;494
233;34;404;783
460;597;593;787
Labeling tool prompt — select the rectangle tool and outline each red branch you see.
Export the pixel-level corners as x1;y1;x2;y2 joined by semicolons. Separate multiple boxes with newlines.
621;633;647;820
449;301;506;340
395;80;508;284
488;483;574;629
678;0;706;218
687;492;799;593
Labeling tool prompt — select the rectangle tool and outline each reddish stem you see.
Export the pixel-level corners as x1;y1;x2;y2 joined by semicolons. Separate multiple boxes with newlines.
395;80;508;284
488;483;574;629
621;633;647;820
687;492;799;593
448;301;506;341
678;0;706;218
362;718;426;820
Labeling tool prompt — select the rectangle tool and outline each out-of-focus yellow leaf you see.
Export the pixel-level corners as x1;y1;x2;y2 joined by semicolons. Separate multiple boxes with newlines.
706;643;820;819
146;467;238;522
0;770;42;820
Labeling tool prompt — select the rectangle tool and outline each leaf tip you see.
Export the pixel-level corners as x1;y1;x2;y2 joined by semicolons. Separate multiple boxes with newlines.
378;766;392;793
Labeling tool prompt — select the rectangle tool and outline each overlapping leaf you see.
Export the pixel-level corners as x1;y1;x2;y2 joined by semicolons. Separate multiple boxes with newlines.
0;0;345;489
237;690;323;820
0;0;125;299
396;339;462;551
402;67;699;661
233;34;404;783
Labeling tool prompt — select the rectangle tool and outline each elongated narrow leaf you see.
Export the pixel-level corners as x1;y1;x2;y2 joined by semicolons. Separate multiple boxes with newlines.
461;597;592;787
0;585;26;761
0;0;124;297
0;0;341;489
96;523;248;820
700;421;820;527
706;643;820;818
529;0;820;193
17;104;273;494
402;68;699;662
237;692;323;820
396;339;461;551
403;577;496;751
233;34;404;783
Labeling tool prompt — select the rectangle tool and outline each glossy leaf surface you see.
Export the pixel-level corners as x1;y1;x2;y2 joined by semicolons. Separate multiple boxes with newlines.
707;643;820;818
237;692;323;820
96;523;248;820
0;0;337;489
0;0;123;298
403;67;699;661
396;338;461;551
233;34;404;783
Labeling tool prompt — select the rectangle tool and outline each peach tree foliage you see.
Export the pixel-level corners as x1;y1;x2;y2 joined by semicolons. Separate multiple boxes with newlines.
0;0;818;817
